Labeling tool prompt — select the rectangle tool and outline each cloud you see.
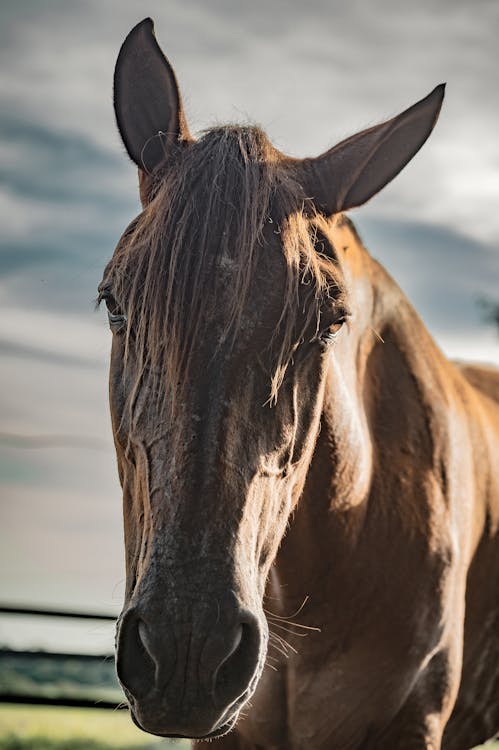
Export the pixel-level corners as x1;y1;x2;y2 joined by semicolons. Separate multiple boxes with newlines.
0;116;138;315
0;340;103;371
0;307;108;363
0;116;133;207
0;432;107;451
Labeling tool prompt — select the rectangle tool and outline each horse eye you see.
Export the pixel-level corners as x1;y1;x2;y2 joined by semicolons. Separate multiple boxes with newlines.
327;320;344;336
318;312;349;344
99;290;127;331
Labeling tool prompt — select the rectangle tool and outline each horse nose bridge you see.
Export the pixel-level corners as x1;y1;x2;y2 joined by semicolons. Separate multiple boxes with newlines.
135;435;241;533
141;381;247;484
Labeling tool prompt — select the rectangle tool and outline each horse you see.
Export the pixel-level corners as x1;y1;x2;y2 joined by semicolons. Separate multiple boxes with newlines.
100;18;499;750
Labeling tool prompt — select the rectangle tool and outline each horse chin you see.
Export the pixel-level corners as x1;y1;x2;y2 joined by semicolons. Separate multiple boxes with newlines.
129;706;239;740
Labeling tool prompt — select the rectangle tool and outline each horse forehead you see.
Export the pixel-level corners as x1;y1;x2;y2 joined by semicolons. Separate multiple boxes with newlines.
226;250;284;301
109;233;288;354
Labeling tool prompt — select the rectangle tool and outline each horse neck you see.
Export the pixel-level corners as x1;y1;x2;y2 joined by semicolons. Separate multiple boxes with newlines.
269;215;454;613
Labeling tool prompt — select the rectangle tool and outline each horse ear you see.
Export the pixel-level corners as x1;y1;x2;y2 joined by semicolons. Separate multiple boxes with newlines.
114;18;191;177
295;84;445;216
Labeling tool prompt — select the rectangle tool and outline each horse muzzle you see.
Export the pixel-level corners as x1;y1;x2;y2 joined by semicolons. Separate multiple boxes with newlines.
115;596;265;738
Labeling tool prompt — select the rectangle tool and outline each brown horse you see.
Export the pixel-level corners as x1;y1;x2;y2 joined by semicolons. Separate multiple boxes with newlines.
100;18;499;750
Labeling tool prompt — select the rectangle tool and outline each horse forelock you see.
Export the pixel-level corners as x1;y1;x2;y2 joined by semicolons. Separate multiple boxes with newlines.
106;125;341;418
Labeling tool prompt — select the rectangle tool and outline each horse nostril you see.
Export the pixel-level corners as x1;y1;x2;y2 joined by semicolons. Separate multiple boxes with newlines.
213;613;261;708
116;611;156;700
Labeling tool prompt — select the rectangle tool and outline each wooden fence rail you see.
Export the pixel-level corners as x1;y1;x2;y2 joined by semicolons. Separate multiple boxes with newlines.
0;605;116;621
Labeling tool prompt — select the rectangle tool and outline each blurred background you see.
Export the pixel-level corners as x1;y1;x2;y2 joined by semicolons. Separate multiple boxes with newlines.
0;0;498;747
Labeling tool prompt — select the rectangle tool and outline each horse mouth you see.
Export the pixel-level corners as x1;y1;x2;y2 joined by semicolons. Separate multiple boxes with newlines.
164;715;238;740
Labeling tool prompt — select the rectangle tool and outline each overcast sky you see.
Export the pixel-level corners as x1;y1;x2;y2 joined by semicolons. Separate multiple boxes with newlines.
0;0;498;651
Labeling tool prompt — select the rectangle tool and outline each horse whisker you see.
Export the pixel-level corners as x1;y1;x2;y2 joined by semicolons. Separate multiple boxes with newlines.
264;595;310;620
271;631;298;655
269;622;308;638
267;615;322;633
268;642;289;659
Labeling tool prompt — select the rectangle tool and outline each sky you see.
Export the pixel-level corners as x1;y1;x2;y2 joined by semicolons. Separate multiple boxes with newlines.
0;0;498;652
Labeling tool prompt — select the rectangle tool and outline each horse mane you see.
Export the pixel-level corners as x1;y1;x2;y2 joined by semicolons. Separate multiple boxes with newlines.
107;125;339;416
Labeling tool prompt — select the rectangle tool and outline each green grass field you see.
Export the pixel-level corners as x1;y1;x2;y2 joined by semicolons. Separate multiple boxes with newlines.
0;705;497;749
0;705;189;750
